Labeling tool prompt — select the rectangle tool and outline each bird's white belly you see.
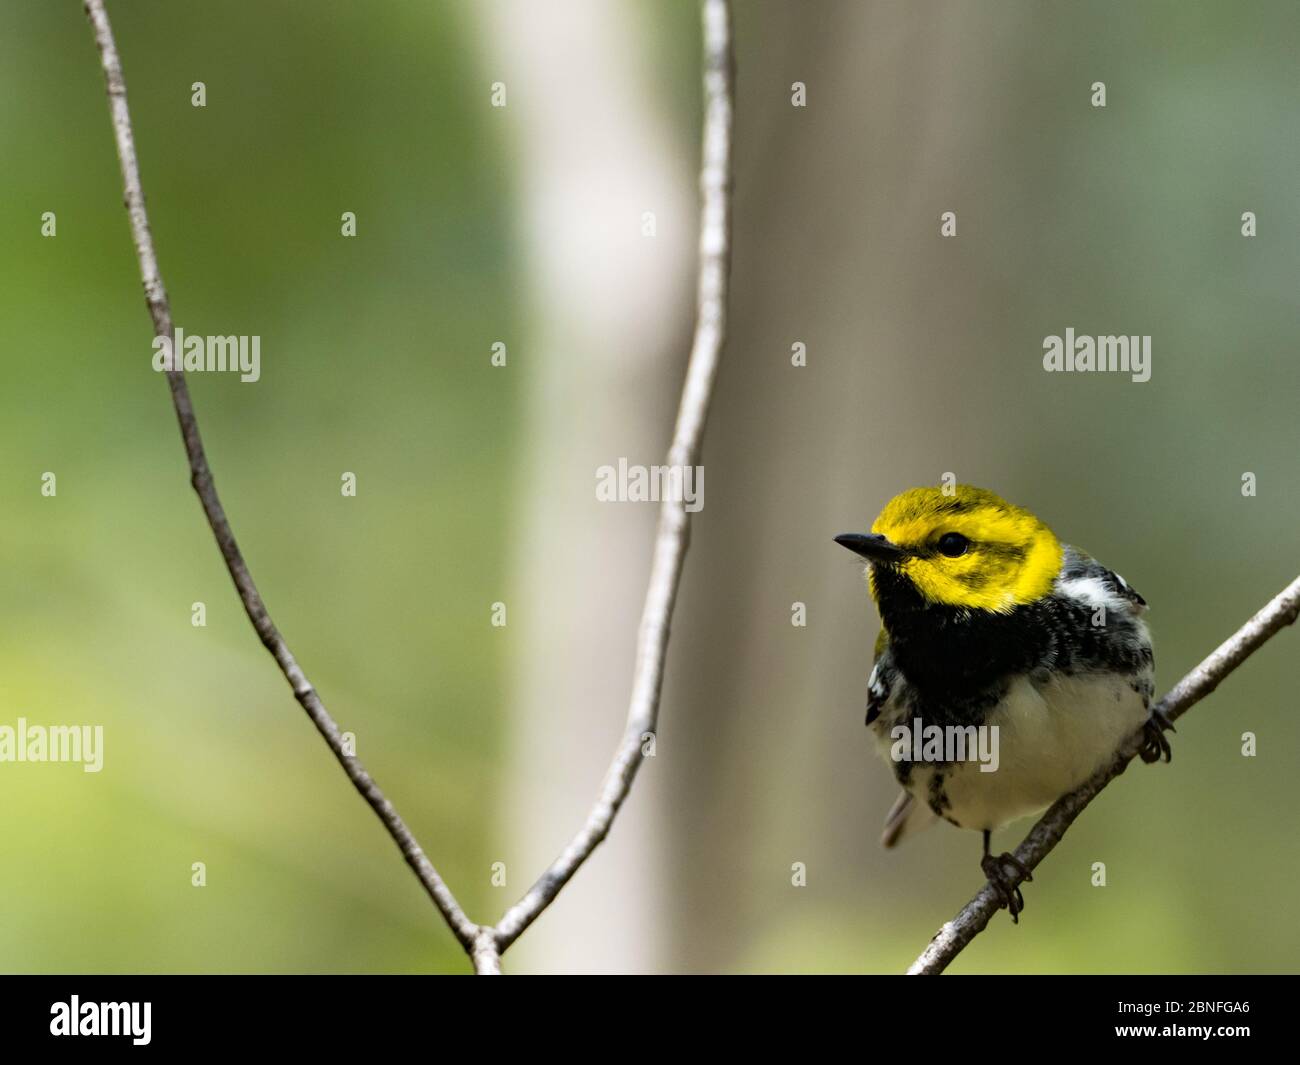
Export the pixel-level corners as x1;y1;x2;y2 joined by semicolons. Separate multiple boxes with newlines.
890;672;1149;831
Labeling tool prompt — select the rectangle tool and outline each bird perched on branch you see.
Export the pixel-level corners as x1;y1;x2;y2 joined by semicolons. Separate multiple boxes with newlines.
835;485;1171;921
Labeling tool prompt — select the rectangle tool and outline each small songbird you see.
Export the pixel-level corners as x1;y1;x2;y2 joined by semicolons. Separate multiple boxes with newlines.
835;485;1171;920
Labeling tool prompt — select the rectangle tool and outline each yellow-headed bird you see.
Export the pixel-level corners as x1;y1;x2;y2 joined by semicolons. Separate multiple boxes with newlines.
836;485;1170;920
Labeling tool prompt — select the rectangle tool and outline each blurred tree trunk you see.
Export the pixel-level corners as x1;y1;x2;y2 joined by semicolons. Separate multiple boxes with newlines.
478;0;694;973
663;0;1023;971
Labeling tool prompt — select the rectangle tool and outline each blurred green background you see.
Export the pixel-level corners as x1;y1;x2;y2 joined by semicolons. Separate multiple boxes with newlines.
0;0;1296;974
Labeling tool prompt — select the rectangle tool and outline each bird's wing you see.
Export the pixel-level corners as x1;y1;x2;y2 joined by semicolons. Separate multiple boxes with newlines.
865;630;893;726
1061;545;1148;613
1101;567;1147;613
868;637;939;846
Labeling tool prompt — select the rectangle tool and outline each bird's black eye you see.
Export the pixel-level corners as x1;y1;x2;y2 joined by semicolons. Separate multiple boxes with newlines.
937;532;970;557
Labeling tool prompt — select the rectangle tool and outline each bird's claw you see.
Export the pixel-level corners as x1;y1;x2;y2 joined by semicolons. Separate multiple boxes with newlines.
1139;707;1175;764
981;851;1032;924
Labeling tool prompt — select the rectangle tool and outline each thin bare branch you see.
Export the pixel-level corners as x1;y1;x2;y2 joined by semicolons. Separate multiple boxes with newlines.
492;0;736;952
471;930;502;975
908;572;1300;975
83;0;479;952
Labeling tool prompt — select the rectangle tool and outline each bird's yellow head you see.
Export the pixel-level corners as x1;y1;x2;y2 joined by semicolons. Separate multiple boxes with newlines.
835;485;1062;613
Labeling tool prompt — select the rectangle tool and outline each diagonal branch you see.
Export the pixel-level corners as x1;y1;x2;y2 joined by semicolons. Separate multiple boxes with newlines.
908;572;1300;975
491;0;736;953
83;0;479;952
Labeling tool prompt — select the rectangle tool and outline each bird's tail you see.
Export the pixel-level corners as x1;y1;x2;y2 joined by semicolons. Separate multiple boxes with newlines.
881;790;937;848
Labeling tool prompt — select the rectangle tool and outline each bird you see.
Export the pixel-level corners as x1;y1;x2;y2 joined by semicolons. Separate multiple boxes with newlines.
834;484;1171;921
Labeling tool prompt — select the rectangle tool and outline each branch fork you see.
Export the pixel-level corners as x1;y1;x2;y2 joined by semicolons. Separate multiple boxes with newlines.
83;0;734;972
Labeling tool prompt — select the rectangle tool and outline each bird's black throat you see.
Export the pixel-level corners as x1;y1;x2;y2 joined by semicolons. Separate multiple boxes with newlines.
871;564;1054;700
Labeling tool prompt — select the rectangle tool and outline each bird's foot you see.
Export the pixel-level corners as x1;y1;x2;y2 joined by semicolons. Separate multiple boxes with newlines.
980;851;1032;924
1139;707;1175;764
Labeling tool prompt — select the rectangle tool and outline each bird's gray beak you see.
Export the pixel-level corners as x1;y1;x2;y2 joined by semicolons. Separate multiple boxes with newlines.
834;532;906;564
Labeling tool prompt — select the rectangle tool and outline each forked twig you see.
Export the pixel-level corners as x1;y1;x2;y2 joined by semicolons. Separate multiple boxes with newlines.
84;0;735;972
